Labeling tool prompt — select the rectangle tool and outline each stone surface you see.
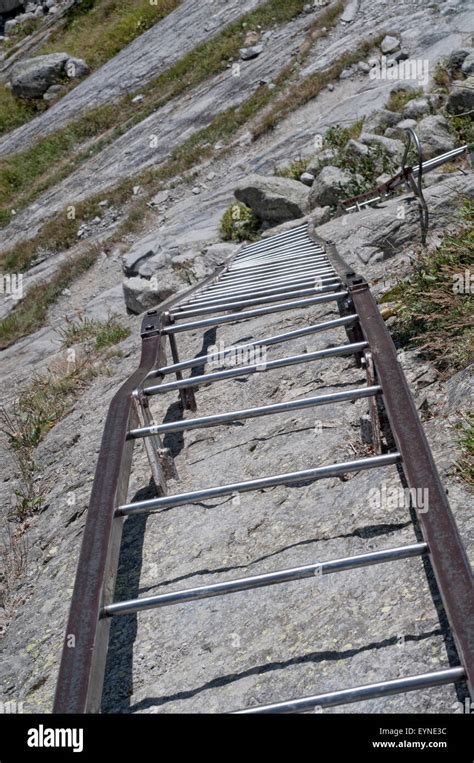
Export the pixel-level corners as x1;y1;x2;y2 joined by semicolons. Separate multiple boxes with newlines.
9;53;69;99
65;57;90;79
461;51;474;76
234;174;310;223
344;138;369;159
402;97;430;120
299;171;315;186
122;273;181;314
380;35;400;54
415;115;456;158
240;45;263;61
447;76;474;115
363;109;402;134
359;132;404;161
308;165;353;208
446;48;471;73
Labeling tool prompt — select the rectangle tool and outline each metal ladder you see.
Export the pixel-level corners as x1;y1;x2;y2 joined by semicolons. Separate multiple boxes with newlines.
54;223;473;714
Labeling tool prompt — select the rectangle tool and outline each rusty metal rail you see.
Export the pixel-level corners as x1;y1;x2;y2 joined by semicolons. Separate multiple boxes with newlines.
53;222;473;713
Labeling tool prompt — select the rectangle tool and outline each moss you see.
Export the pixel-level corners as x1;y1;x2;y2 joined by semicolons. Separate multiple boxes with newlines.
220;202;260;242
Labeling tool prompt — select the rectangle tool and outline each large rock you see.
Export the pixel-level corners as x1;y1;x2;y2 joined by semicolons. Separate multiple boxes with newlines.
308;166;353;208
9;53;69;99
446;48;471;74
306;148;337;175
402;97;430;120
415;115;456;158
359;132;404;161
234;174;310;223
380;35;400;54
65;57;90;79
122;273;182;314
363;109;401;134
447;77;474;115
461;52;474;76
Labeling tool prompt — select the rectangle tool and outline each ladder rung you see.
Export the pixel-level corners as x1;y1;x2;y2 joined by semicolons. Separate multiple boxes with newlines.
213;265;336;289
233;667;465;714
229;252;327;273
128;385;381;439
144;315;359;379
236;238;319;261
170;284;342;319
104;542;427;616
163;292;348;334
185;275;341;304
236;224;307;253
116;453;401;515
143;340;367;395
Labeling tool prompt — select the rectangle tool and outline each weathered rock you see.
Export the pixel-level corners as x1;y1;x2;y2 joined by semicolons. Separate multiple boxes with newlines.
9;53;69;99
121;245;157;277
446;48;471;73
234;174;310;223
415;115;456;158
359;132;404;161
299;171;315;186
240;45;263;61
402;97;430;120
461;52;474;76
138;249;177;278
363;109;401;134
447;77;474;115
306;148;337;175
344;138;369;159
380;35;400;55
309;206;331;226
43;84;63;103
65;57;90;79
308;166;353;208
340;0;359;23
122;273;181;314
0;0;22;13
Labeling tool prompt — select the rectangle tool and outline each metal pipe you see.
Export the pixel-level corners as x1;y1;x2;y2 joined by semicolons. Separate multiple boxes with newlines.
162;292;348;334
144;315;359;378
214;265;336;288
181;276;341;306
170;284;342;319
116;452;401;515
105;542;427;615
143;340;368;395
128;385;381;439
233;667;465;714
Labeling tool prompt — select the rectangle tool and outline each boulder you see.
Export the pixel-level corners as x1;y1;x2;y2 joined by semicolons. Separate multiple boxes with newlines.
299;171;315;186
402;97;430;120
43;84;63;102
122;243;158;277
380;35;400;55
340;0;359;23
309;206;331;226
65;57;90;79
308;166;353;208
363;109;401;134
234;174;310;223
123;273;182;315
344;139;369;159
0;0;23;12
446;48;471;74
359;132;404;161
415;115;456;158
240;45;263;61
447;77;474;115
9;53;69;98
306;148;337;175
461;52;474;77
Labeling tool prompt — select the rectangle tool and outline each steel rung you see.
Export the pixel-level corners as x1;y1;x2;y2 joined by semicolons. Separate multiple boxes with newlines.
128;385;381;439
179;276;342;307
143;341;368;395
144;315;359;379
104;542;427;616
233;667;466;714
162;292;348;334
116;452;401;515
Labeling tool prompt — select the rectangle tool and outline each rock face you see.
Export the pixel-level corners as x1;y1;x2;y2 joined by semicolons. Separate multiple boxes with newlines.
122;273;181;314
234;174;310;223
380;35;400;54
447;77;474;115
359;132;404;161
363;109;401;134
308;165;353;208
402;97;430;120
461;52;474;76
9;53;89;99
415;115;456;158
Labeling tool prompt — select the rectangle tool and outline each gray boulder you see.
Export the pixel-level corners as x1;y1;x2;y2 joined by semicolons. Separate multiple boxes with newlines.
402;98;430;120
308;166;353;208
446;49;471;74
363;109;401;134
240;45;263;61
9;53;69;98
122;244;157;277
415;115;455;158
310;206;331;226
234;174;310;223
380;35;400;55
300;171;315;186
306;148;337;175
123;273;181;315
461;52;474;76
43;84;63;103
65;57;90;79
359;132;404;161
0;0;23;12
344;139;369;159
447;77;474;115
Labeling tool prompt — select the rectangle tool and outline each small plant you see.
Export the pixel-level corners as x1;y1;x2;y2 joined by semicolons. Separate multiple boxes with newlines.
60;316;130;350
220;202;260;242
454;413;474;485
275;158;310;181
449;115;474;147
323;120;364;150
432;63;451;91
385;88;423;113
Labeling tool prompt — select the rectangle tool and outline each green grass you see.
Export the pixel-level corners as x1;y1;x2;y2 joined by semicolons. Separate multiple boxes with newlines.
387;202;474;374
323;120;364;150
60;316;130;349
0;246;99;349
275;158;310;180
455;413;474;485
220;202;260;242
40;0;181;72
0;85;47;136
